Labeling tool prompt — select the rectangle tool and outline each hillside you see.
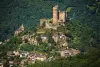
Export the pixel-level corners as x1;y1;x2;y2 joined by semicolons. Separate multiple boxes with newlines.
0;0;100;67
0;0;66;41
0;0;100;42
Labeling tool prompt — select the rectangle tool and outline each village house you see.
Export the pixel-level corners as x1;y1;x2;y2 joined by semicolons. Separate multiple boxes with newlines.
7;51;20;57
60;48;80;57
20;59;27;67
52;33;69;48
9;60;20;67
9;61;14;67
13;51;20;56
27;53;47;64
20;51;29;58
40;35;48;43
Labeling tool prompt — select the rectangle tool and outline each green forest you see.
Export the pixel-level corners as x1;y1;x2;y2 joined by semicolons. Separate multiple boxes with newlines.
0;0;100;67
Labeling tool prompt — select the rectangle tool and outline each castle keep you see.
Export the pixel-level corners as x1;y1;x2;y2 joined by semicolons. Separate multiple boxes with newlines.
53;5;67;24
53;5;59;24
40;5;67;30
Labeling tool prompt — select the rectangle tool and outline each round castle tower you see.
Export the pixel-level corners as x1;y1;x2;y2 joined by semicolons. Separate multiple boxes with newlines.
53;5;59;24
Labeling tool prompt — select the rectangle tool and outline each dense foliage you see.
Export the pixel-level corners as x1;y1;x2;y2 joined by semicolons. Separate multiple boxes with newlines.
67;20;97;51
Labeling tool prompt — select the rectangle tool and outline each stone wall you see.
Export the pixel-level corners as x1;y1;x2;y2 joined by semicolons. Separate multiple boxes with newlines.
59;11;66;23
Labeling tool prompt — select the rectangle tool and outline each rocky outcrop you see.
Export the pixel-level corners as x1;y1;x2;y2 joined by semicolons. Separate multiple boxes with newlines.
14;24;24;35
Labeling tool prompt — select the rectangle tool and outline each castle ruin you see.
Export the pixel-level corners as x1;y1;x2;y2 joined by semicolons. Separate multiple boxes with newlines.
40;5;67;30
53;5;67;24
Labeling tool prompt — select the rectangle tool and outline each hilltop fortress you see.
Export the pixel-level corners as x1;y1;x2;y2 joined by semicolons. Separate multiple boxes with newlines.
12;5;80;63
14;5;67;35
53;5;67;24
40;5;67;30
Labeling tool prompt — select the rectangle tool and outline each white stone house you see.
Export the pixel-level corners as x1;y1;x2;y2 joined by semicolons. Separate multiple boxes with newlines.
7;51;20;57
41;35;48;43
13;51;20;56
20;51;29;58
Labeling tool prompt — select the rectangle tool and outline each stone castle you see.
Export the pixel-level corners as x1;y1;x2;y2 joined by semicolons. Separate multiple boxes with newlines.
53;5;67;24
14;5;67;35
40;5;67;29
